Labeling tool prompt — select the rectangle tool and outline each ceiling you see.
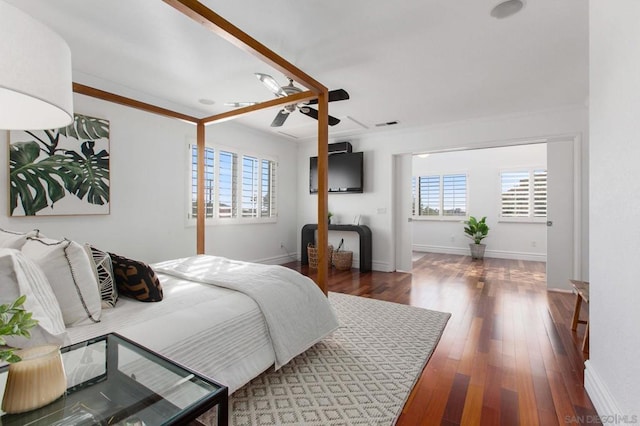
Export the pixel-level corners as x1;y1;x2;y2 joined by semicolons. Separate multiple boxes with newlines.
7;0;588;141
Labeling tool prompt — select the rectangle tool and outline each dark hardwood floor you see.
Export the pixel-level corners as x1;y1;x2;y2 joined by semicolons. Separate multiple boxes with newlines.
285;252;598;425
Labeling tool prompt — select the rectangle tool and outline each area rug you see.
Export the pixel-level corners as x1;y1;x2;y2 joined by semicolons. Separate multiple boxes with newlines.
199;292;450;425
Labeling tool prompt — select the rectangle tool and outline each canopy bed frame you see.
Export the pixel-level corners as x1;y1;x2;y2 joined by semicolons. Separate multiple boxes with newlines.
73;0;331;294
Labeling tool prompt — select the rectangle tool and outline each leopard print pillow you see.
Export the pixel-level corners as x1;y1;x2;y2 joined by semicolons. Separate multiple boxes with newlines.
108;252;163;302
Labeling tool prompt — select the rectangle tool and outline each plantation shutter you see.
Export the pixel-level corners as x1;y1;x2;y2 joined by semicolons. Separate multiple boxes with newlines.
442;174;467;216
501;171;530;217
261;159;277;218
190;145;215;219
241;156;259;218
218;150;237;218
411;176;417;216
418;176;440;216
533;169;547;217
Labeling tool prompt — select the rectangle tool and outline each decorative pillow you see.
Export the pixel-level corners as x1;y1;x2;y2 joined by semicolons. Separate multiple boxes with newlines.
0;228;41;249
108;252;163;302
84;244;118;308
22;237;101;327
0;248;69;349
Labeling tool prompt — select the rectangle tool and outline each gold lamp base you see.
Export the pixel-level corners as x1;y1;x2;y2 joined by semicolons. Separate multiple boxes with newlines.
2;345;66;414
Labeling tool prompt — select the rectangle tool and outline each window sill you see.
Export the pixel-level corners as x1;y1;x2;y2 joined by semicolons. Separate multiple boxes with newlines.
412;216;467;222
186;217;278;227
498;217;546;224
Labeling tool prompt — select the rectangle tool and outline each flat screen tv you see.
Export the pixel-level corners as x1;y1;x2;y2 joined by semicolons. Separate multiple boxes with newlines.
309;151;364;194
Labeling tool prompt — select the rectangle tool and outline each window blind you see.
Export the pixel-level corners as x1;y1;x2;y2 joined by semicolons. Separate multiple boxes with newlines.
443;174;467;216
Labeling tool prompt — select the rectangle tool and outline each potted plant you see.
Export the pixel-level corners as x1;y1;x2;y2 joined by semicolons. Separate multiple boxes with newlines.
0;296;68;414
464;216;490;259
328;211;334;225
0;295;38;363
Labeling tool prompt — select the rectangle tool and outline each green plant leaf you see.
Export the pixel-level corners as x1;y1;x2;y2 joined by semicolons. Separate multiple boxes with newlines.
9;141;71;215
60;141;110;205
464;215;489;244
59;114;109;140
0;350;22;364
0;296;39;363
11;295;26;309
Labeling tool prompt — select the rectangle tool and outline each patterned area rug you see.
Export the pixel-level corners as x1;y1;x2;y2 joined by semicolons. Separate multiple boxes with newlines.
199;292;450;425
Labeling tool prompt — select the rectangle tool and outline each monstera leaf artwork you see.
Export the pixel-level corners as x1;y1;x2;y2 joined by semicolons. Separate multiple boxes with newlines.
9;114;110;216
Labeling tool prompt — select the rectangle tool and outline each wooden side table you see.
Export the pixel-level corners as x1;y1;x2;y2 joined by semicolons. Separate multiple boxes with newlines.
570;279;590;353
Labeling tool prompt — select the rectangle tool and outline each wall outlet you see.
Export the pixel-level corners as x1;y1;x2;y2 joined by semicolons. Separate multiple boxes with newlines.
531;241;537;247
450;235;455;242
280;242;285;249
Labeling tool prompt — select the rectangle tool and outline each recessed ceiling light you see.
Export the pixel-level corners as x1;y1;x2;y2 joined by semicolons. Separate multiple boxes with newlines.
490;0;525;19
198;98;215;105
417;154;430;159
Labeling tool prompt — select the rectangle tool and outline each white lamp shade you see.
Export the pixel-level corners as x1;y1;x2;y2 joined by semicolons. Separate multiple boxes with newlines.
0;1;73;130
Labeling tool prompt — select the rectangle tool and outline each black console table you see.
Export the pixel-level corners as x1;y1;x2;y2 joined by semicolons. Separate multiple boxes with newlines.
301;224;372;272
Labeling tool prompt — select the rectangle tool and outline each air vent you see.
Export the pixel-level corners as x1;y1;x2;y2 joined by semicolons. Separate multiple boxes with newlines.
375;120;399;127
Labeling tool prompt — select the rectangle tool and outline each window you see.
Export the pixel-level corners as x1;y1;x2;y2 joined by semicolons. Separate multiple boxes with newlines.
190;145;215;218
411;177;416;216
218;151;237;218
418;176;440;216
442;174;467;216
500;168;546;219
261;159;277;217
241;155;258;218
189;144;277;222
413;173;467;218
532;169;547;217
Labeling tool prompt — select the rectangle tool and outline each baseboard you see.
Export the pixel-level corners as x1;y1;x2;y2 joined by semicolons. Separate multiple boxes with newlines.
548;288;573;294
255;252;297;265
584;361;633;424
412;244;546;262
371;260;391;272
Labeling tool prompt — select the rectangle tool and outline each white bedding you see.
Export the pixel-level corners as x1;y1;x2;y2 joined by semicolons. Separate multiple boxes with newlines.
65;255;338;393
66;274;274;393
153;255;339;369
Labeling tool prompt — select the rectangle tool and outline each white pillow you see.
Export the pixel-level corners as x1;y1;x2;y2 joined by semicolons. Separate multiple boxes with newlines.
22;237;102;327
0;228;40;249
0;248;69;348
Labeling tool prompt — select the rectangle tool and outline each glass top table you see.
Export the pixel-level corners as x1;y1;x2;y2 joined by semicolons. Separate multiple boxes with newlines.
0;333;228;425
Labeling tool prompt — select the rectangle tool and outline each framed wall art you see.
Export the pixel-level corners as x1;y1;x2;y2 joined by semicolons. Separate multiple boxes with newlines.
9;113;110;216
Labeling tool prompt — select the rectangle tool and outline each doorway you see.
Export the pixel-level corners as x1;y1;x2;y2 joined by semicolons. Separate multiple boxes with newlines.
391;136;582;291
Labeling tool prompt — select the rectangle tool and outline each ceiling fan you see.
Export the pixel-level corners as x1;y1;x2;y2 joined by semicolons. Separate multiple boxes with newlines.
225;73;349;127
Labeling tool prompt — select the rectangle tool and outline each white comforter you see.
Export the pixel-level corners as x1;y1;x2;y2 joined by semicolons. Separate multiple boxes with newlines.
153;255;339;369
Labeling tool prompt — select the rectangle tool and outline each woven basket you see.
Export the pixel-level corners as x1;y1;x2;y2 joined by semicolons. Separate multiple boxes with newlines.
307;244;333;269
332;251;353;271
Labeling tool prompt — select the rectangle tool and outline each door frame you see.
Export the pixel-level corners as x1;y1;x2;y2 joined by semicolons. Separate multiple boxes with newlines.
390;132;584;281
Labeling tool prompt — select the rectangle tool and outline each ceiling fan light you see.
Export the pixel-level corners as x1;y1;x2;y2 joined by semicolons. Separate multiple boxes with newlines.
0;1;73;130
255;73;283;96
490;0;525;19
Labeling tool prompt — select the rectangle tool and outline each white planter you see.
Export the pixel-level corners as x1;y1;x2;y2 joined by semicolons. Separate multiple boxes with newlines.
469;243;486;260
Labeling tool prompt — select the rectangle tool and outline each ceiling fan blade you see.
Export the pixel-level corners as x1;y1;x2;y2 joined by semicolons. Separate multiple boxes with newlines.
299;106;341;126
255;73;286;97
306;89;350;105
270;109;290;127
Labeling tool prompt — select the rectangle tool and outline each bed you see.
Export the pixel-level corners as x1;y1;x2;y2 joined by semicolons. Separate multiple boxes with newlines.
1;236;338;395
67;255;339;394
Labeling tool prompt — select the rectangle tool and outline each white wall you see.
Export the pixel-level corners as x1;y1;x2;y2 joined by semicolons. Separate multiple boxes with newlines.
0;93;298;264
411;144;547;261
586;1;640;419
297;105;588;273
